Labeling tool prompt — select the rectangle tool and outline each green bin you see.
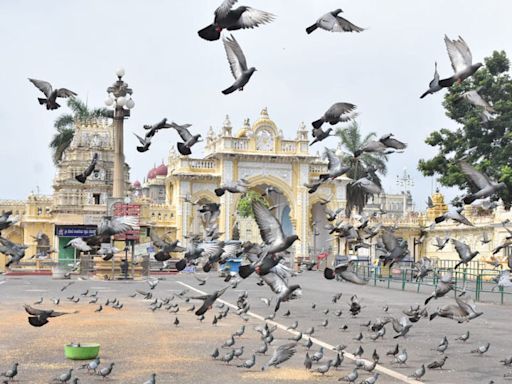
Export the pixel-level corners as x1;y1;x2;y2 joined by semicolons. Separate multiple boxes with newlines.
64;343;100;360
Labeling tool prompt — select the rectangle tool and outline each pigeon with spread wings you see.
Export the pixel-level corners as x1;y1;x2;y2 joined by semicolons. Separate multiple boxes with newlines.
306;9;364;34
149;230;185;262
23;304;78;327
222;34;256;95
0;236;28;267
75;153;98;183
261;263;301;312
420;62;442;99
439;35;483;88
459;161;505;205
169;122;201;156
190;286;230;316
28;78;77;110
312;102;357;129
198;0;275;41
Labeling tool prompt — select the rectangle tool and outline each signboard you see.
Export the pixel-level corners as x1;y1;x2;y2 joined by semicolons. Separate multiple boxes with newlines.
55;225;97;238
113;203;141;241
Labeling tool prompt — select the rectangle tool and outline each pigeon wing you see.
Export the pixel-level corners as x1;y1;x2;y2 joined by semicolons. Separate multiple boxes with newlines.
238;7;275;28
261;271;288;295
325;103;357;121
324;149;341;171
149;230;167;248
101;216;138;235
333;15;364;32
214;0;237;19
454;36;473;66
170;123;193;142
28;78;53;97
252;200;285;246
444;35;468;73
223;34;247;79
463;91;495;112
459;161;492;190
381;231;398;252
56;88;77;98
451;239;469;258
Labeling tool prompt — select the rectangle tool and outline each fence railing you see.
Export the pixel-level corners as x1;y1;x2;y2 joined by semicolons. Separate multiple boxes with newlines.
347;262;510;305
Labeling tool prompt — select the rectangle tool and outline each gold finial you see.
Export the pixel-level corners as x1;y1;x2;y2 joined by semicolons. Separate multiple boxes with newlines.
260;107;269;118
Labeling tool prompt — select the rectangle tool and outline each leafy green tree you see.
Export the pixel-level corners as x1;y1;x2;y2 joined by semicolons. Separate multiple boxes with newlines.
49;98;109;164
418;51;512;208
336;121;388;215
237;190;268;218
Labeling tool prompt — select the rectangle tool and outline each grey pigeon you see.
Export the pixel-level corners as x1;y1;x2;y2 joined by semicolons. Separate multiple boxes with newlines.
0;237;28;267
439;35;483;88
0;211;16;231
97;362;114;378
319;148;351;181
361;372;380;384
352;177;382;195
169;122;200;156
311;347;324;362
24;304;77;327
459;161;505;204
80;357;100;373
221;349;235;364
492;270;512;291
339;368;358;382
312;102;357;129
306;9;364;34
313;360;332;375
430;293;483;322
198;0;275;41
462;89;496;121
425;270;453;304
304;352;312;369
310;127;333;146
408;364;425;380
222;34;256;95
433;236;450;251
75;153;98;184
143;117;173;136
1;363;18;381
237;354;255;369
28;78;77;110
215;178;249;196
133;132;152;153
455;330;470;342
420;62;442;98
261;343;296;370
394;349;408;365
471;342;490;355
55;368;73;383
435;207;473;226
428;356;448;369
452;239;479;269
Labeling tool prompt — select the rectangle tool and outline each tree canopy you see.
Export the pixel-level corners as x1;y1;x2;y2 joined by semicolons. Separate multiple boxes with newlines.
418;50;512;208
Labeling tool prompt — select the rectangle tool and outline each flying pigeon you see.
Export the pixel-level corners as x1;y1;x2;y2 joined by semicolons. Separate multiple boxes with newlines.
261;343;296;370
452;239;479;269
439;35;483;88
459;161;505;204
133;133;152;153
150;230;185;262
222;34;256;95
306;9;364;34
143;118;173;136
312;102;357;129
191;286;229;316
430;293;483;322
420;62;442;98
0;237;28;267
169;122;201;156
28;78;77;110
319;149;351;181
261;263;302;312
98;216;138;237
23;304;77;327
434;207;473;226
198;0;275;41
0;211;16;231
352;177;383;195
433;236;450;251
310;127;333;146
425;270;453;304
75;153;98;183
462;89;496;121
215;178;249;196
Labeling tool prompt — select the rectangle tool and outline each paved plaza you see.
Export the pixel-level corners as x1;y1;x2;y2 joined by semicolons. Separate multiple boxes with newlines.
0;272;510;383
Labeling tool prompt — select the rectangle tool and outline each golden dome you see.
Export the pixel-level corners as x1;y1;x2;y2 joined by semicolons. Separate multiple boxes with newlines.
235;118;252;138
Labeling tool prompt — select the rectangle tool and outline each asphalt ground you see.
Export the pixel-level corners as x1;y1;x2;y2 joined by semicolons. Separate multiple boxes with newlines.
0;272;510;384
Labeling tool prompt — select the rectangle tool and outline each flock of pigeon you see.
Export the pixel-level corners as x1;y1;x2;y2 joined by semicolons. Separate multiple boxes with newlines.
1;0;511;383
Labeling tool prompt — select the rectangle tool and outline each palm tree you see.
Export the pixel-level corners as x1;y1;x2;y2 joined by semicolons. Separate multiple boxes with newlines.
49;98;108;164
335;121;388;216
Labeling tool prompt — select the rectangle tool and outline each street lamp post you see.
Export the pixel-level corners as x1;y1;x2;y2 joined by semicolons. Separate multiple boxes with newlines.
105;68;135;199
396;168;414;217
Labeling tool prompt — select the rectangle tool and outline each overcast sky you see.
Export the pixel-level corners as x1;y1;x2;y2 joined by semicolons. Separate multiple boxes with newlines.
1;0;511;209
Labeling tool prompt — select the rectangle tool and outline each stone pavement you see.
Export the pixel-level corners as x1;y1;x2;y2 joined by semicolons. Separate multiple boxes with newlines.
0;272;509;383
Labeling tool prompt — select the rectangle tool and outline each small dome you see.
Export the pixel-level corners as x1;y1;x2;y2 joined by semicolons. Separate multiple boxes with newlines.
154;163;168;177
133;180;141;188
147;167;157;180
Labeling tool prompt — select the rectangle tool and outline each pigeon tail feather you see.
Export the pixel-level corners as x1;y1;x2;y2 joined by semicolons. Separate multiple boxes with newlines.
198;24;221;41
214;188;225;197
306;24;318;34
75;175;87;184
177;142;192;156
222;85;238;95
175;258;187;271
